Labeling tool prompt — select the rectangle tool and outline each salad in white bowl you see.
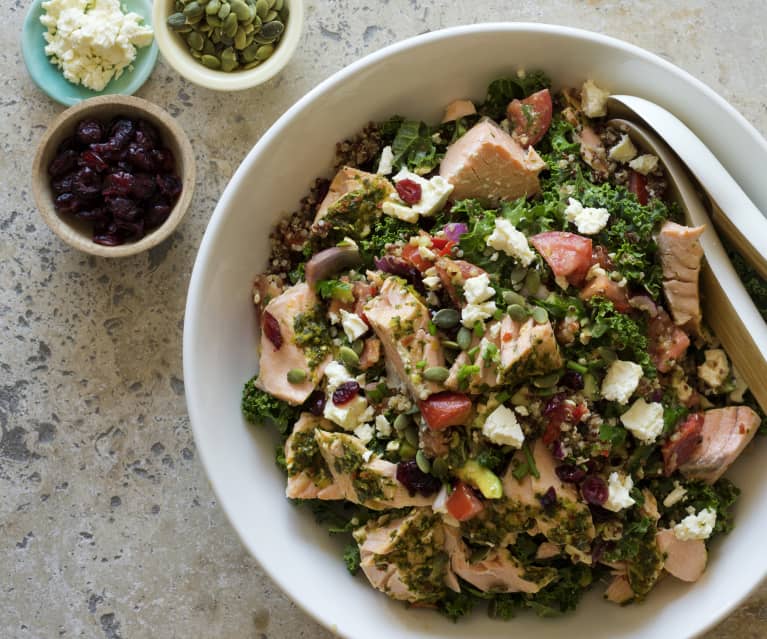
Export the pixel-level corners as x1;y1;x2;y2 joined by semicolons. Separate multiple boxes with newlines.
240;72;766;620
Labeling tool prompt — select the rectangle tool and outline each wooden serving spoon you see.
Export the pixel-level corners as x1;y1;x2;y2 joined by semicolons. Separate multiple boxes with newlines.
608;95;767;281
607;117;767;412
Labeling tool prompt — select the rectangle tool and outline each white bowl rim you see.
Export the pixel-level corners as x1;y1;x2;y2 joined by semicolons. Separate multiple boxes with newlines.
184;21;767;638
152;0;304;91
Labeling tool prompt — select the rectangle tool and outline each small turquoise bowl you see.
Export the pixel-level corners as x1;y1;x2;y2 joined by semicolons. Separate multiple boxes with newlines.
21;0;158;106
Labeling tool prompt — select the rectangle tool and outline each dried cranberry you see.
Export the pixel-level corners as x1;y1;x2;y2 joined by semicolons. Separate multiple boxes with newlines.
56;136;81;154
102;171;136;198
262;311;283;350
134;120;159;149
125;143;154;171
395;178;422;204
76;120;104;145
145;202;171;228
581;475;608;506
79;150;109;173
131;173;157;200
151;148;175;173
93;232;124;246
373;256;425;295
539;486;557;511
156;174;182;201
75;208;108;224
54;192;81;215
107;197;141;221
555;464;586;484
108;118;135;148
305;390;326;416
396;460;440;496
72;167;103;198
114;218;145;237
332;381;360;406
48;150;78;177
560;371;584;390
51;173;75;194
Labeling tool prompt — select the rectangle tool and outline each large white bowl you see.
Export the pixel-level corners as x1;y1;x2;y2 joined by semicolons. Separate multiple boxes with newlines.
184;23;767;639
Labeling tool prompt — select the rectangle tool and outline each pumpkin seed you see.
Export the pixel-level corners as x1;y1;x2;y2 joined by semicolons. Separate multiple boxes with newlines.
510;266;527;284
393;414;410;432
264;9;278;21
502;290;526;307
255;43;274;59
234;26;247;49
217;2;231;19
525;269;540;295
230;0;251;20
351;339;364;356
241;42;260;62
274;0;283;9
286;368;306;384
441;340;460;350
457;326;472;351
532;372;560;388
260;19;284;39
167;12;188;29
416;450;431;474
532;306;549;324
187;31;205;50
432;308;460;330
206;13;222;26
431;456;448;479
205;0;220;14
201;54;221;68
242;60;262;69
223;12;238;36
202;38;216;54
399;441;416;460
255;0;269;18
338;346;360;369
183;1;203;18
405;425;419;448
507;304;528;322
423;366;450;383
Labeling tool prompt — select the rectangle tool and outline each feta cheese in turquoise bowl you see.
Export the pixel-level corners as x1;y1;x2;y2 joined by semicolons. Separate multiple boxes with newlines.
21;0;158;106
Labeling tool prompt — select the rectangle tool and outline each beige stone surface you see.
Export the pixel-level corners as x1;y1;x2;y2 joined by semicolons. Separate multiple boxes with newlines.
2;0;766;637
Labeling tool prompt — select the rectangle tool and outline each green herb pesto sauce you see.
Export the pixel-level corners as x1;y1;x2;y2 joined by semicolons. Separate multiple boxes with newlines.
374;511;449;603
333;441;389;504
324;177;391;240
293;306;332;369
538;500;593;550
460;501;537;546
288;430;332;486
626;527;664;598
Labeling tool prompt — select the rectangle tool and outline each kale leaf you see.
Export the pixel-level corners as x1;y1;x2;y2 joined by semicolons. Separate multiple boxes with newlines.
480;71;552;121
439;590;476;621
659;479;741;536
343;543;361;575
588;298;655;375
390;119;439;174
241;375;300;434
358;214;418;262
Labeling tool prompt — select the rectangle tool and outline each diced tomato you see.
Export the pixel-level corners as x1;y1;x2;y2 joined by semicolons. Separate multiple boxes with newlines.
648;310;691;373
530;231;593;287
579;273;631;313
446;481;485;521
507;89;553;148
430;237;455;256
628;170;649;205
401;243;432;272
662;412;704;475
419;392;473;430
435;258;486;306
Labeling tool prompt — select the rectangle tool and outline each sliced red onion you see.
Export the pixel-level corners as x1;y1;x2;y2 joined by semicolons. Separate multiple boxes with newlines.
305;245;362;287
443;222;468;242
373;256;426;294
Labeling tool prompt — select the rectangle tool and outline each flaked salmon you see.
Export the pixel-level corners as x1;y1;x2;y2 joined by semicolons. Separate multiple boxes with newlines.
656;528;707;582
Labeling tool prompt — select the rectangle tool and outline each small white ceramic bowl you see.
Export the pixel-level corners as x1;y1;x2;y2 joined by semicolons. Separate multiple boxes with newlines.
184;23;767;639
32;95;195;257
152;0;303;91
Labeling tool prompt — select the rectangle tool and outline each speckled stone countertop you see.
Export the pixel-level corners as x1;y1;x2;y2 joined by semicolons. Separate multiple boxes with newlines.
3;0;766;637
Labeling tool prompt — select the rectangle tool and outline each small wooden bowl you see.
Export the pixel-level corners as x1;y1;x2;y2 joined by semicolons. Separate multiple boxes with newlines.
32;95;195;257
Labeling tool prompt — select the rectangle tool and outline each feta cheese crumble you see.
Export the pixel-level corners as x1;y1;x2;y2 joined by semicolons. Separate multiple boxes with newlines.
463;273;495;304
581;79;609;118
620;398;664;444
697;349;729;389
482;405;525;448
340;309;368;342
486;218;535;266
375;414;392;438
382;169;454;223
673;508;717;541
40;0;154;92
628;154;659;175
376;145;394;175
603;472;636;512
601;359;643;405
323;362;372;431
461;301;497;327
608;134;638;163
563;198;610;235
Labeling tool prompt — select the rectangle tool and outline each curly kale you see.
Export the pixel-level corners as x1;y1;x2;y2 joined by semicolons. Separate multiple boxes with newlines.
439;590;476;621
728;244;767;321
479;71;552;121
652;478;741;537
343;543;361;575
241;375;300;434
588;298;655;375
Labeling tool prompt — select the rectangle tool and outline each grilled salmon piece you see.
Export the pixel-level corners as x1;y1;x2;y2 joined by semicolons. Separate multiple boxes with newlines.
656;528;707;582
284;413;344;500
657;221;705;335
313;166;393;224
256;283;330;405
678;406;760;484
439;119;545;205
